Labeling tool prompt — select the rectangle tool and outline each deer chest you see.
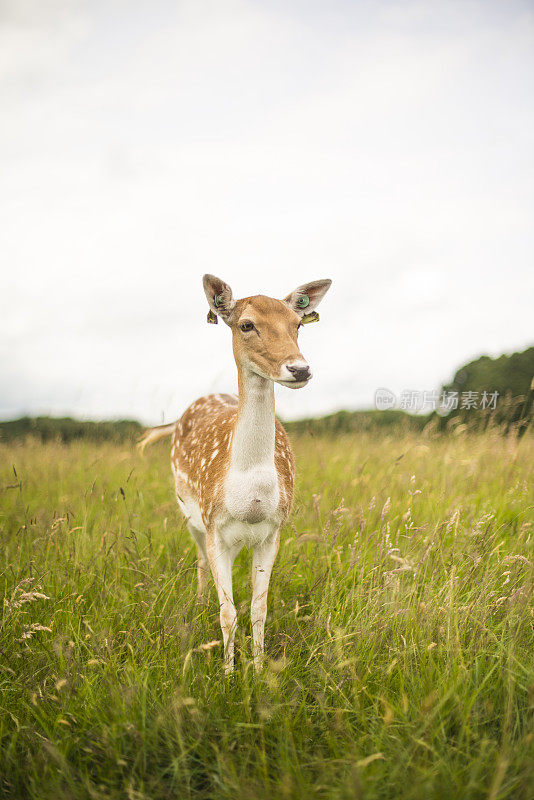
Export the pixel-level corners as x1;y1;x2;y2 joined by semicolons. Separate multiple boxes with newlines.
223;462;280;526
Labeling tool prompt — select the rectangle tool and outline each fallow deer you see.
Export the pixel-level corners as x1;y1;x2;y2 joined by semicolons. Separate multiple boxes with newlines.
139;275;331;672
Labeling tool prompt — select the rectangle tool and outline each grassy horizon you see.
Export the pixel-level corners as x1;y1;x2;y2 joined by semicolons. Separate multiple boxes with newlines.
0;428;532;799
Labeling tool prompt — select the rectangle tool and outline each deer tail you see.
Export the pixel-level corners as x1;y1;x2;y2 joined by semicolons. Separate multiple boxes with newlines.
137;423;176;454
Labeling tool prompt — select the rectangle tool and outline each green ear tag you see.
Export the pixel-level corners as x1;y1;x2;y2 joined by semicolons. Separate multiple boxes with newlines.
301;311;319;324
208;294;223;323
296;294;310;309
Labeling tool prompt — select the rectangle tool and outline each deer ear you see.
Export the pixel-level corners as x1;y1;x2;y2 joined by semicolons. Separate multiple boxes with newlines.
203;274;236;325
284;279;332;320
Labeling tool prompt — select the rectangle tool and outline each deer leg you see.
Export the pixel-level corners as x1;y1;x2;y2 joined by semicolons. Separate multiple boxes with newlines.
206;532;237;673
187;523;209;598
251;530;280;669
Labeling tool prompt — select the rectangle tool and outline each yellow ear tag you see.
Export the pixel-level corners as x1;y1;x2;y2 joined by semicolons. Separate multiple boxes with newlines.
301;311;319;324
207;309;218;324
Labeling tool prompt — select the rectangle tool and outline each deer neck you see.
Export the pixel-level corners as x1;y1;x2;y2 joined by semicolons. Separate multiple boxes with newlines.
231;366;276;471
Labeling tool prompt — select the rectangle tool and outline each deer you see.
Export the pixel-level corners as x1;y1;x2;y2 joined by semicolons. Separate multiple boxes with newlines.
139;274;331;672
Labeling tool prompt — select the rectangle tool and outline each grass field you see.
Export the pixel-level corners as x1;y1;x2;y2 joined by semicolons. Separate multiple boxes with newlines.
0;427;532;799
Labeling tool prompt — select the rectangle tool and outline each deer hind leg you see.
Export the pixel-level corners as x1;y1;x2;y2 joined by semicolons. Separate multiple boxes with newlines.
206;530;238;673
251;530;280;669
187;523;209;598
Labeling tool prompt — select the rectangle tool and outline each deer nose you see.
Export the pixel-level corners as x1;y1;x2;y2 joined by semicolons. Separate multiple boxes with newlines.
286;364;311;382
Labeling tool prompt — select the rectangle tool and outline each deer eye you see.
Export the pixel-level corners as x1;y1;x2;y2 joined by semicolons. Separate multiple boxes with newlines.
240;321;254;332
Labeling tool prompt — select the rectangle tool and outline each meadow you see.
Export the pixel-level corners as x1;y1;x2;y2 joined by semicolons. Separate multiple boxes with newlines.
0;426;532;799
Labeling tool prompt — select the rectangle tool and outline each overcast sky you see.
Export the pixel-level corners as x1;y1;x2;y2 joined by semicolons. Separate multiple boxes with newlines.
1;0;533;423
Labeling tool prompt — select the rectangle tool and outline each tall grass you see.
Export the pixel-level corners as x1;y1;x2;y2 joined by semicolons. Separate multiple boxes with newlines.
0;429;532;799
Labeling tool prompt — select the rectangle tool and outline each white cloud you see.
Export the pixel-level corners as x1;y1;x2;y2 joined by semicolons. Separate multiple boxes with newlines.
0;0;533;422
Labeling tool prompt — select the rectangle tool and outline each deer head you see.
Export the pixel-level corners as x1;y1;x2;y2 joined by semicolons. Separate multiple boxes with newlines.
203;275;331;388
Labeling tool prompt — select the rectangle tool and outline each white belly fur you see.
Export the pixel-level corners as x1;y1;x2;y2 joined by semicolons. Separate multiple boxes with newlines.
177;492;277;551
176;494;206;533
220;464;279;549
224;463;279;524
174;464;279;550
219;517;277;550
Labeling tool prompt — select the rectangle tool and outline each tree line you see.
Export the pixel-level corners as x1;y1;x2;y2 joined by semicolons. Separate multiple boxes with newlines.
1;346;531;443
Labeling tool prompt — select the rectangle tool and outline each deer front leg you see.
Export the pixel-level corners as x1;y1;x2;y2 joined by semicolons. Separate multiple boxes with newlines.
251;530;280;669
206;531;237;673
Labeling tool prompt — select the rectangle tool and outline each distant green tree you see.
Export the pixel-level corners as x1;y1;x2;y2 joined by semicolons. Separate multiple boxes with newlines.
284;409;429;436
0;416;143;444
440;346;534;435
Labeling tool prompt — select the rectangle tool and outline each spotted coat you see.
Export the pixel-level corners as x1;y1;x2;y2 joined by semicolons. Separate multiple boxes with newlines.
170;393;295;531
